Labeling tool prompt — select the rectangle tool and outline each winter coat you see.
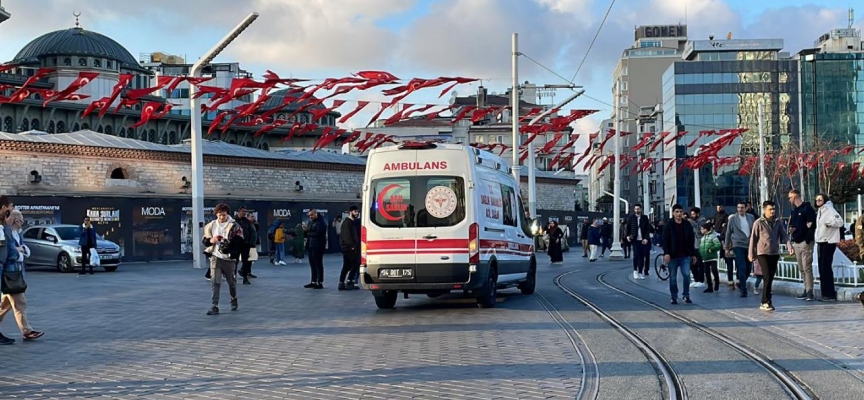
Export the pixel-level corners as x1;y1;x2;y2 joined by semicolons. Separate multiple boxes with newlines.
815;201;844;244
699;233;722;261
749;217;790;259
725;213;756;249
587;226;602;246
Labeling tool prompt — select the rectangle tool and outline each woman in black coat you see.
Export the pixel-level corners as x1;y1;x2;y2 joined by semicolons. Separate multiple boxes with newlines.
547;221;565;264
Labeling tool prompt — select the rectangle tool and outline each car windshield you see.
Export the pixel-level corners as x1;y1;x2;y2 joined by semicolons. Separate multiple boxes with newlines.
53;226;104;241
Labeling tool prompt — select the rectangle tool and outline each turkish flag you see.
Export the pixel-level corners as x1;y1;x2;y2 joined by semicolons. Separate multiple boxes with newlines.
98;74;134;117
43;71;100;105
130;101;163;128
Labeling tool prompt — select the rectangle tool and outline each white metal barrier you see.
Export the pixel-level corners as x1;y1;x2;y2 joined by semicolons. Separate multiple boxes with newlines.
716;253;863;287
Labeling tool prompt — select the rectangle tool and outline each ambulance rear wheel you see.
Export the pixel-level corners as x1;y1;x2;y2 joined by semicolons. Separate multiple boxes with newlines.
476;269;498;308
519;259;536;295
374;291;398;309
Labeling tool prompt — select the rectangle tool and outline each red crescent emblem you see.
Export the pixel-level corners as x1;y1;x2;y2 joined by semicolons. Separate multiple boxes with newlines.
376;184;406;221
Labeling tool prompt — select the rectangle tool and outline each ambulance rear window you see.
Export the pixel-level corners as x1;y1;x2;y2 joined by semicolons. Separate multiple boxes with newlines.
370;176;466;228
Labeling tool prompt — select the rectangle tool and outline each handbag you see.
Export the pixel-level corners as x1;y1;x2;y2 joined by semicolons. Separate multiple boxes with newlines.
752;258;763;276
1;262;27;295
248;247;259;261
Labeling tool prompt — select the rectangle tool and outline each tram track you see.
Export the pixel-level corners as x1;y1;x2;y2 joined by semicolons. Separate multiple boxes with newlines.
554;268;815;400
533;291;600;400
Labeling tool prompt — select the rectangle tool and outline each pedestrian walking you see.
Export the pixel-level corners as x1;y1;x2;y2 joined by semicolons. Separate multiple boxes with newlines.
303;210;327;289
814;193;844;302
338;206;361;290
587;219;602;261
580;219;590;258
698;223;721;293
292;222;306;263
78;216;98;275
620;218;631;259
235;206;257;285
0;209;44;342
661;204;697;305
202;203;244;315
273;222;286;265
748;201;789;311
787;189;817;301
725;201;756;297
547;221;565;264
627;204;652;279
689;207;708;288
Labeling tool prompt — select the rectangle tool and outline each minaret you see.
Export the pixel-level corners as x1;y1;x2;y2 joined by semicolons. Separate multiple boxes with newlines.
0;0;11;24
849;8;855;30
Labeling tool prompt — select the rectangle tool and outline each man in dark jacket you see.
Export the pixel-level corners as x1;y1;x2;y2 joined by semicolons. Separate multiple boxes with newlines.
235;206;258;285
338;206;361;290
600;218;612;257
662;204;698;305
713;204;728;236
787;190;817;300
304;209;328;289
580;219;590;257
79;216;98;275
627;204;652;279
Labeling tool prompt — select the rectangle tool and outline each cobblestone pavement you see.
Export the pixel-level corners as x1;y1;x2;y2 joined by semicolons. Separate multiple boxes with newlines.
0;255;583;399
623;252;864;373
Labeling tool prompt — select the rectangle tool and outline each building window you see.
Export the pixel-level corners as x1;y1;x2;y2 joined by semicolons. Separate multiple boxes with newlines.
105;125;113;136
20;119;29;131
624;181;630;191
78;58;87;67
168;131;177;144
81;123;90;130
118;128;126;138
63;58;71;66
261;143;270;151
57;121;66;133
148;129;156;142
107;60;113;70
94;59;102;68
47;121;55;134
640;40;662;48
3;116;13;132
30;119;39;131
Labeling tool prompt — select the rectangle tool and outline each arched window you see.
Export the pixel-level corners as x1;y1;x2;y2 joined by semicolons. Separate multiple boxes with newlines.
261;142;270;151
244;141;253;148
139;129;147;141
97;125;104;133
119;128;126;138
229;140;236;144
63;58;71;66
147;129;156;142
72;123;80;132
168;131;177;144
94;59;102;68
3;116;12;132
47;121;55;134
105;125;113;136
107;60;114;70
78;58;87;67
30;119;39;131
110;168;128;179
20;119;29;132
81;123;90;131
57;121;66;133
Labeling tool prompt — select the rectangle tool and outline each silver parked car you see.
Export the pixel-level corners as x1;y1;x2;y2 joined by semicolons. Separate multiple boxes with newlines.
22;224;122;273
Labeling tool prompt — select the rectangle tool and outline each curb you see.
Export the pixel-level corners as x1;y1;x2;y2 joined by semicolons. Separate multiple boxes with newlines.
744;278;863;302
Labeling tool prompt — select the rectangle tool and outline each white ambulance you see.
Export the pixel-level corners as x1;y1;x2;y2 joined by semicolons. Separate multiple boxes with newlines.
359;142;536;309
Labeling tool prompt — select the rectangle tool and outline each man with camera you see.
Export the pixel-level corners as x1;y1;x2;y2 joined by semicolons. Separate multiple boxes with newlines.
202;203;245;315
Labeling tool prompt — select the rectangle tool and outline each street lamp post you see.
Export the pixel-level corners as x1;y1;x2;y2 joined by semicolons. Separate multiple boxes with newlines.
758;102;768;207
608;82;625;260
190;12;258;269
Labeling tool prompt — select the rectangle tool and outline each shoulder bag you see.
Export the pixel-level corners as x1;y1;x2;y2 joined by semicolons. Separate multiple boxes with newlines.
1;262;27;295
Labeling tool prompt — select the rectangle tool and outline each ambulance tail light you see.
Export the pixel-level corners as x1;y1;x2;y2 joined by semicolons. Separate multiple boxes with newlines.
360;225;367;266
468;222;479;264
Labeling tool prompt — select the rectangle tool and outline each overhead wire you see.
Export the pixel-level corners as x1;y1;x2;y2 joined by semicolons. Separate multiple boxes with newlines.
570;0;617;82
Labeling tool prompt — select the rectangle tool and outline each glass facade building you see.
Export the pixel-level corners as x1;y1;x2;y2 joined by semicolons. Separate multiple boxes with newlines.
801;52;864;159
662;45;799;210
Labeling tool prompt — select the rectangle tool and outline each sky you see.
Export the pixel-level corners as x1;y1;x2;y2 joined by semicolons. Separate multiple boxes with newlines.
0;0;862;164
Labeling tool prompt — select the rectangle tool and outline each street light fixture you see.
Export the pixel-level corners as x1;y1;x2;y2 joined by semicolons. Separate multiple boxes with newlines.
189;12;259;269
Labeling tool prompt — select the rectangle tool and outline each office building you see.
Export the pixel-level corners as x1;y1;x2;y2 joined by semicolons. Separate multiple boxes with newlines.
662;36;799;210
611;25;688;216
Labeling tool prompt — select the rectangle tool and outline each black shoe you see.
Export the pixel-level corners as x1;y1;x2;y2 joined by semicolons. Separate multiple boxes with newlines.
303;283;316;289
338;282;347;291
242;278;251;285
314;283;324;289
683;296;692;304
0;333;15;345
740;292;747;297
703;288;714;293
230;300;238;311
582;254;588;258
671;298;678;305
714;284;719;291
248;274;257;279
818;297;837;302
795;291;809;300
350;282;361;290
206;306;219;315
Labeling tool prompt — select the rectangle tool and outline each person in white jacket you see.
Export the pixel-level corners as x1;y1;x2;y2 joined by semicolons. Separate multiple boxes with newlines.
814;194;844;301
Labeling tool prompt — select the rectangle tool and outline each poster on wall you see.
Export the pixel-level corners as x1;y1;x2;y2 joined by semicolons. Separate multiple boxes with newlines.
16;204;62;230
132;205;176;259
86;206;124;256
180;206;215;255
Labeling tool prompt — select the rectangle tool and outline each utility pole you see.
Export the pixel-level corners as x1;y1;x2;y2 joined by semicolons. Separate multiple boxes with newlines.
511;33;520;184
758;102;768;207
609;82;624;260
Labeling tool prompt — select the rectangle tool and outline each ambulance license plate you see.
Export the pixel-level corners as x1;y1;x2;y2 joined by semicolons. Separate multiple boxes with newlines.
380;268;412;278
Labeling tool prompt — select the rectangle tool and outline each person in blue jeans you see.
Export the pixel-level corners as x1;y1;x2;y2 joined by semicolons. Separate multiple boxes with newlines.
725;201;756;297
661;204;698;305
